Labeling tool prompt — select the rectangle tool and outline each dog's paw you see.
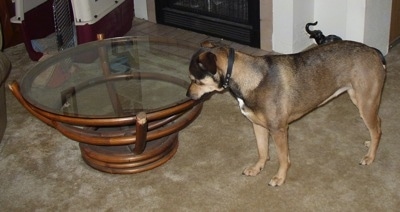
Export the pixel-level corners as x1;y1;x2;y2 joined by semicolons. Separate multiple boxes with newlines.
268;176;285;187
242;165;263;176
359;155;374;165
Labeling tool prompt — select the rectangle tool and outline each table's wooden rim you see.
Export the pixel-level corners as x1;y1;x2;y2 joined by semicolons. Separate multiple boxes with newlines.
9;81;203;146
9;80;202;127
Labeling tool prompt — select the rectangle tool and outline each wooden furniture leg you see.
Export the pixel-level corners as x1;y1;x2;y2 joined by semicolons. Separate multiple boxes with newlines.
133;112;148;154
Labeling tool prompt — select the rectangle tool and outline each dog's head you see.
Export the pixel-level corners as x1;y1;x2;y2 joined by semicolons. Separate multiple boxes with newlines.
186;41;229;100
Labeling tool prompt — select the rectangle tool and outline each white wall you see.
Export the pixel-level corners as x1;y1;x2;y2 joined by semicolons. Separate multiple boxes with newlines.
272;0;294;53
314;0;348;39
293;0;314;51
364;0;392;54
273;0;314;53
273;0;392;55
314;0;367;42
345;0;367;41
272;0;316;53
134;0;148;20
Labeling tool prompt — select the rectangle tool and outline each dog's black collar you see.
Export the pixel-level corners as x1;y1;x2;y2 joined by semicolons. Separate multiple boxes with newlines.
222;48;235;89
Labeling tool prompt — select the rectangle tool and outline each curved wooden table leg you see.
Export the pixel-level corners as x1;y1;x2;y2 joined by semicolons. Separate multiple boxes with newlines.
133;112;148;154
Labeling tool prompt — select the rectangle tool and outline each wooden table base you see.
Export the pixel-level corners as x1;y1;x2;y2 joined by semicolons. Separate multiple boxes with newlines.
80;132;179;174
9;81;202;175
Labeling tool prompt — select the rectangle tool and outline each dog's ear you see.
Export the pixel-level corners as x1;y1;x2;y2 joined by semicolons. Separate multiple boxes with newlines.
189;51;218;79
200;40;217;48
198;52;217;75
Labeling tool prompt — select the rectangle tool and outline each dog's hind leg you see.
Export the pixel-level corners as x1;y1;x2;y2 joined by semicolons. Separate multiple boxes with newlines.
243;123;270;176
347;85;383;165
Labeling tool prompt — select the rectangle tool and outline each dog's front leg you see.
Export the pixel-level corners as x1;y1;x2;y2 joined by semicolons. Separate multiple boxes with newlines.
243;123;270;176
268;127;290;186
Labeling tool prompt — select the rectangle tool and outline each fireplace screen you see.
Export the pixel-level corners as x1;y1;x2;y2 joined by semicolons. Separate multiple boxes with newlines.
156;0;260;47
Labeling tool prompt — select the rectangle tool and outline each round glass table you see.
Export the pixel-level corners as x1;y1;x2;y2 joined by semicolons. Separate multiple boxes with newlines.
9;36;203;174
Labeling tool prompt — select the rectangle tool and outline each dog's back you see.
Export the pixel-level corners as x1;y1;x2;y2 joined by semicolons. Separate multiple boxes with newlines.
268;41;385;82
257;41;386;121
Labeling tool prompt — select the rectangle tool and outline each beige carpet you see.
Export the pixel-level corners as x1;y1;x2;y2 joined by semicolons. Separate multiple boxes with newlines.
1;20;400;211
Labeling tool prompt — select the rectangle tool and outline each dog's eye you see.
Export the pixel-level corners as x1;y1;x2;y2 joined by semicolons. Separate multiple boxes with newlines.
189;76;203;85
192;79;203;85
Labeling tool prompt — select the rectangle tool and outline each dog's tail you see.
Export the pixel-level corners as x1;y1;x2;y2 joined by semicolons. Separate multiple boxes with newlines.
373;48;386;69
305;21;318;34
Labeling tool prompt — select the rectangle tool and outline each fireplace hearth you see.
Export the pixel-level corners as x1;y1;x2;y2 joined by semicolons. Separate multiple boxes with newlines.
155;0;260;47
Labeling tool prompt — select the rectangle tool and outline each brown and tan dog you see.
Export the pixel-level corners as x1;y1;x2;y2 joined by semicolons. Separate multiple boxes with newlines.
187;40;386;186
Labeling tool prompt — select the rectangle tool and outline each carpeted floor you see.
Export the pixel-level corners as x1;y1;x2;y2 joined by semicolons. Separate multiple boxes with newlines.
1;18;399;211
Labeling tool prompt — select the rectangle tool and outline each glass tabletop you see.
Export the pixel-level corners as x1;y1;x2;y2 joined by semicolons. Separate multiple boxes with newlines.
20;36;198;118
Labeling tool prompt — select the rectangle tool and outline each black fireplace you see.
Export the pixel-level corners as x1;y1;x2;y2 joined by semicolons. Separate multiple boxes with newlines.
155;0;260;47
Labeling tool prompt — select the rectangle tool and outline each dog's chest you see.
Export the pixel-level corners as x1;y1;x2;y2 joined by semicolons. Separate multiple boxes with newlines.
236;98;265;125
237;98;252;117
